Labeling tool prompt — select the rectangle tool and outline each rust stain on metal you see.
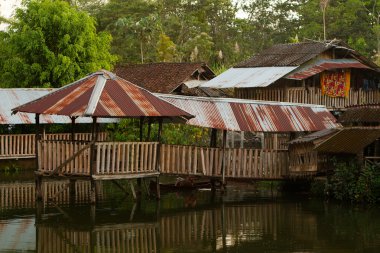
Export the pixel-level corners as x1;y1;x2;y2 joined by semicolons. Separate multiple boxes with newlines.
159;94;339;132
13;70;193;120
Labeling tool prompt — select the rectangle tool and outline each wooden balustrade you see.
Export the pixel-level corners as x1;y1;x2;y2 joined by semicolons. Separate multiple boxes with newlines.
236;87;380;109
224;148;288;179
0;134;35;158
95;142;158;177
160;144;289;179
38;140;91;175
0;132;108;159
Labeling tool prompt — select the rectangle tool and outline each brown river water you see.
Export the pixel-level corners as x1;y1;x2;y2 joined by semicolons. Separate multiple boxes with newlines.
1;171;380;253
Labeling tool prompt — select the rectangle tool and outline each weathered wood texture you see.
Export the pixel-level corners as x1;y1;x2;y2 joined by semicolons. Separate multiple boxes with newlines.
0;180;104;209
37;223;158;253
95;142;158;175
288;143;318;175
236;87;380;109
0;132;108;159
160;144;289;179
38;140;158;177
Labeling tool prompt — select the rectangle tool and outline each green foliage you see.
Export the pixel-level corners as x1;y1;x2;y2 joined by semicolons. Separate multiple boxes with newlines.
156;33;177;62
106;119;210;146
0;0;117;88
325;160;380;203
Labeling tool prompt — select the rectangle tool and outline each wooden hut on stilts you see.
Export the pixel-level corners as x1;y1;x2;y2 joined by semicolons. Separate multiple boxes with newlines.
12;70;193;203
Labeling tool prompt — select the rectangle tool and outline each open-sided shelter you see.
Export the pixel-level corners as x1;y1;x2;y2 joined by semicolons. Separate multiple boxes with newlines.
12;70;193;202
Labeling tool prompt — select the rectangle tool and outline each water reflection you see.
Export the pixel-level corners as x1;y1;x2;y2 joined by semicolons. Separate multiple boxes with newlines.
1;179;380;253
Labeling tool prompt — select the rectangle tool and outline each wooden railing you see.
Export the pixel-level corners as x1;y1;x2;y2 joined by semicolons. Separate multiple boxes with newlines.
38;140;158;177
0;134;35;158
38;140;91;175
95;142;158;176
0;132;108;159
160;144;289;179
224;148;288;179
236;87;380;109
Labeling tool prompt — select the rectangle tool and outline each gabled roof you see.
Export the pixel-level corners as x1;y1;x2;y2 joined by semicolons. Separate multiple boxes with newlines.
289;127;380;154
114;62;215;94
236;41;335;67
158;94;339;132
12;70;193;120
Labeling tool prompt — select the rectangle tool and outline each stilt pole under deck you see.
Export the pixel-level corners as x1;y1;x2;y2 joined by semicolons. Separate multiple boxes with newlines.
155;118;163;199
221;130;227;193
90;117;98;204
35;113;43;201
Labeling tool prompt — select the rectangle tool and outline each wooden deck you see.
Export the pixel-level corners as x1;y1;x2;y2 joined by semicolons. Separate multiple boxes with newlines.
37;140;289;180
236;87;380;109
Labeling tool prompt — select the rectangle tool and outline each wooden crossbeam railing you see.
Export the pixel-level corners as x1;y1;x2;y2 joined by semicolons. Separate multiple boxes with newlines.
160;144;289;179
0;132;108;159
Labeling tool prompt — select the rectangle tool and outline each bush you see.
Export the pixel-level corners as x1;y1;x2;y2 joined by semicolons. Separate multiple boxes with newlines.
325;159;380;203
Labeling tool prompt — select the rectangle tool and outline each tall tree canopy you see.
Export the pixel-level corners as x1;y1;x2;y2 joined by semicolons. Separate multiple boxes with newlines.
0;0;116;88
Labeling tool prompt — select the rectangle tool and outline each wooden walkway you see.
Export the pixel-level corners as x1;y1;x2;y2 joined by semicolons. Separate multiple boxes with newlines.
37;140;288;180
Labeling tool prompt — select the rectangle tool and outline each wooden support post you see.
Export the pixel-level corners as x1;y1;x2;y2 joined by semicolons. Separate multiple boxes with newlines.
35;175;43;201
210;128;217;193
35;113;40;170
137;117;144;198
139;117;144;142
90;117;98;204
146;118;152;141
71;117;76;141
155;118;163;199
35;113;43;201
69;179;76;204
221;130;227;193
129;181;137;200
90;179;96;204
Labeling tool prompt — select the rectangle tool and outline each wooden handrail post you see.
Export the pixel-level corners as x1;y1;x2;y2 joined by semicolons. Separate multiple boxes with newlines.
90;116;98;204
221;130;227;192
35;113;43;201
155;118;163;199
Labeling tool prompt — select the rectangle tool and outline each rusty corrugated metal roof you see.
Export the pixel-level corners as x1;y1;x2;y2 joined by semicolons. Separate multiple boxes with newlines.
339;104;380;124
0;88;117;124
314;127;380;154
12;70;193;120
286;59;371;80
200;67;297;88
158;94;339;132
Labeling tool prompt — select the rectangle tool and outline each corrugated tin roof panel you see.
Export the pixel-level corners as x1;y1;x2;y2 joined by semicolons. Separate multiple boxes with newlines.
200;67;297;88
286;59;372;80
13;70;193;120
158;94;339;132
315;127;380;154
0;88;116;124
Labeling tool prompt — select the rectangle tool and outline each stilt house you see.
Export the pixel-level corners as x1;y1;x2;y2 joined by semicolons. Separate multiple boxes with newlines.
202;40;380;110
